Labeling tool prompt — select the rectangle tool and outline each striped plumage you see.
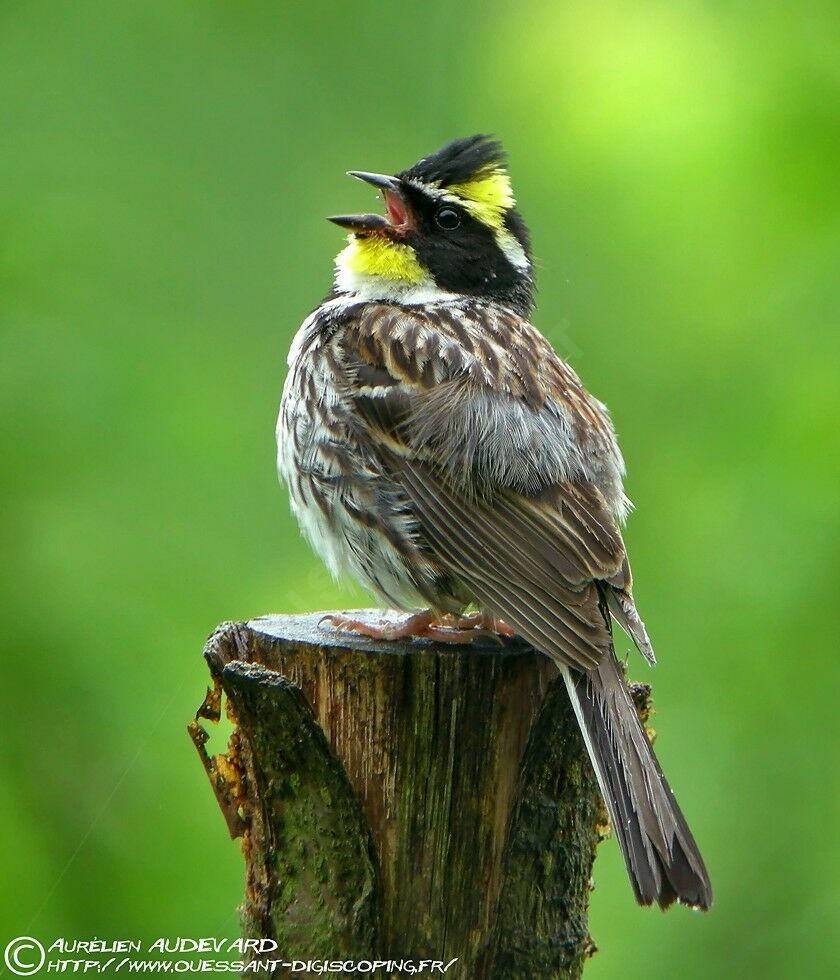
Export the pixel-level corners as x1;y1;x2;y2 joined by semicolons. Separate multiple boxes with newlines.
276;136;712;909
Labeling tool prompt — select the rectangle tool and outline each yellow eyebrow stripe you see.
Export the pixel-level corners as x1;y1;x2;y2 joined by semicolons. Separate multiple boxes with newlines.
447;170;515;230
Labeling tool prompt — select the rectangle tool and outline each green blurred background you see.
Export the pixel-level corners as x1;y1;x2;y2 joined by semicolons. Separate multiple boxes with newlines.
1;1;838;976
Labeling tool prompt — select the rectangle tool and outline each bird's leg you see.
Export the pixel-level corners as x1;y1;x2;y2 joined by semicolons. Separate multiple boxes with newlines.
319;610;515;644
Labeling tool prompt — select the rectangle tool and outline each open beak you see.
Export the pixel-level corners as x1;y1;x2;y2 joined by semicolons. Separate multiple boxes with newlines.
328;171;412;235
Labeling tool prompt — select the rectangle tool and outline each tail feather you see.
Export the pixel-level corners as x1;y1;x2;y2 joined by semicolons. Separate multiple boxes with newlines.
561;656;713;909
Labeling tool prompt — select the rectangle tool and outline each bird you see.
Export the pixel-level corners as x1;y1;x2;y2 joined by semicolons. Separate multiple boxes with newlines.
276;135;712;910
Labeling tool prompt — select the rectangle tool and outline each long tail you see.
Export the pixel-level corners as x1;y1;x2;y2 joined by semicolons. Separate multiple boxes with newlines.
561;655;713;909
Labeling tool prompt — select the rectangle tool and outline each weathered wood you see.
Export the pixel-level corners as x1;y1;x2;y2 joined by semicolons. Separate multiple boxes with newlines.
191;611;606;978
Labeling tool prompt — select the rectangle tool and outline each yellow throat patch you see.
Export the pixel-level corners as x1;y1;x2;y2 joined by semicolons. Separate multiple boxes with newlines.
338;235;425;283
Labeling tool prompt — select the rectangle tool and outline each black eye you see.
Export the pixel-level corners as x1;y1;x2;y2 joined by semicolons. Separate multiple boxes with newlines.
435;207;461;230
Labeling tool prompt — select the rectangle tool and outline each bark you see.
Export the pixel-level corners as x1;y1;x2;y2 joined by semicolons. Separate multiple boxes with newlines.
190;612;610;979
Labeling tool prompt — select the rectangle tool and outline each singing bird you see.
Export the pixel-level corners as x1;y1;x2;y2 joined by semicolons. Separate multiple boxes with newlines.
277;135;712;910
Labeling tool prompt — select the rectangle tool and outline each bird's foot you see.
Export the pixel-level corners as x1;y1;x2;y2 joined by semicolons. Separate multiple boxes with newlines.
319;610;439;641
319;610;515;645
453;612;516;637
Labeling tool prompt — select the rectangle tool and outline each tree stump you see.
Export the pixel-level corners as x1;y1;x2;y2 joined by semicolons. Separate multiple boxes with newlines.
189;612;604;979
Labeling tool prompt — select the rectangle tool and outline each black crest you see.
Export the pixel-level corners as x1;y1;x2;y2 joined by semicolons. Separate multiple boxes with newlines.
399;135;506;187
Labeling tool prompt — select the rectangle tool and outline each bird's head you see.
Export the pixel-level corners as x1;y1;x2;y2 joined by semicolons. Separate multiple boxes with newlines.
329;135;533;313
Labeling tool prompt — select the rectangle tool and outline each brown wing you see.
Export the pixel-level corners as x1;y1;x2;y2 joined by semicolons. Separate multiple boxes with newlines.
401;463;625;668
337;301;653;671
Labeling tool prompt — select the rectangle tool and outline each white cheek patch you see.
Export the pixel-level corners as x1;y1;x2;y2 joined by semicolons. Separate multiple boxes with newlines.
495;227;530;272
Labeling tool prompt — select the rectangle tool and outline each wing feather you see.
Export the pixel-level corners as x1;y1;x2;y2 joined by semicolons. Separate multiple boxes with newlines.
337;302;653;668
401;459;614;669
